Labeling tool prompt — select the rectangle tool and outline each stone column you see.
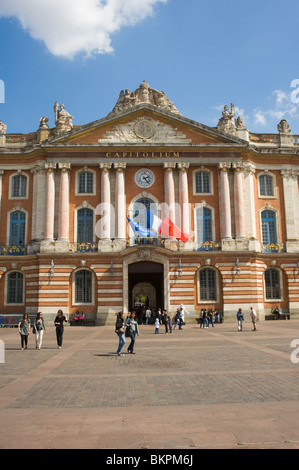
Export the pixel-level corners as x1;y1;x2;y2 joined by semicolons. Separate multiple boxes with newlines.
99;163;112;241
114;162;126;242
178;163;190;236
43;163;56;240
163;163;176;224
281;169;299;252
58;163;71;241
218;162;232;240
232;163;246;239
242;162;259;251
0;170;4;230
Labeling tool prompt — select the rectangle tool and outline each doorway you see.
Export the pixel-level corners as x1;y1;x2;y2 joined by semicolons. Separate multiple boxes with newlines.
128;261;164;316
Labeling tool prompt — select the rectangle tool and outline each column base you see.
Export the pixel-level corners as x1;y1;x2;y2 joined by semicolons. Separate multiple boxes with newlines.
98;239;127;252
40;239;70;253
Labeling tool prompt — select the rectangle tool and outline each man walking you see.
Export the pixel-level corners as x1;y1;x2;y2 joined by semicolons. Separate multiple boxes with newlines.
250;306;257;331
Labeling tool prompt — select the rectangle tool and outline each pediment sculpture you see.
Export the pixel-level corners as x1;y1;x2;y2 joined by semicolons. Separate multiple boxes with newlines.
109;81;181;116
217;103;236;134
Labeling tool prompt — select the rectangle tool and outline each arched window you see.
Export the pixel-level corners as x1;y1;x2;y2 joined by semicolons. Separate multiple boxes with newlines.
259;174;274;197
7;272;23;304
199;268;217;301
11;175;27;198
195;171;210;193
78;171;93;194
77;208;93;244
196;207;212;241
75;270;92;303
10;211;25;246
261;210;277;244
265;269;280;299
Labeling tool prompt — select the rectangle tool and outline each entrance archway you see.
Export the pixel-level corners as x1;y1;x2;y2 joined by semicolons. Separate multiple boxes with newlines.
128;261;164;315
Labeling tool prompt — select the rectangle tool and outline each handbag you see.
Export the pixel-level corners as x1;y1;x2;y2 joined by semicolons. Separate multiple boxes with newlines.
125;325;131;337
32;325;36;334
116;327;124;334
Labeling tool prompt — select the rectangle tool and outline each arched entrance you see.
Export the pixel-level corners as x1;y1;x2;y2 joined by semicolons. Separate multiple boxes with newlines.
128;261;164;318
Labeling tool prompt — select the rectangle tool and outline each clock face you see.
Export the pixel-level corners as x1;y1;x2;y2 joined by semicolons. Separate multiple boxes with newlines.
135;169;155;188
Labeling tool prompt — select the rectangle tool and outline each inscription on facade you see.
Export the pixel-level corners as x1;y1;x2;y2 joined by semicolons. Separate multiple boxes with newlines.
105;151;180;158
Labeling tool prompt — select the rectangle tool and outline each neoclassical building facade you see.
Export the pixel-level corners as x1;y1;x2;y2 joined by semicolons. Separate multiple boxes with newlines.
0;82;299;324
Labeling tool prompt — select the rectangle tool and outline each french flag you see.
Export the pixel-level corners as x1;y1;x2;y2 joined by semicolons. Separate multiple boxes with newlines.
146;210;189;243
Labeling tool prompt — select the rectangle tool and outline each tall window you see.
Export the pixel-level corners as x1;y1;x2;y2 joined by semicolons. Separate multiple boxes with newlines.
199;268;217;301
78;171;93;194
259;174;274;197
11;175;27;198
77;208;93;243
7;272;23;304
196;207;212;241
75;270;92;303
10;211;25;246
265;269;280;299
195;171;210;193
133;198;157;229
261;210;277;244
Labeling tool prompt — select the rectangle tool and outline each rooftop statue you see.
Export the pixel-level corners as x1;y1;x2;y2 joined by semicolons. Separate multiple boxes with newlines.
277;119;291;134
217;103;236;134
53;102;74;134
109;81;181;116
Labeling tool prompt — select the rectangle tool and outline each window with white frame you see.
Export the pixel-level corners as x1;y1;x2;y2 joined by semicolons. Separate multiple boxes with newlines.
7;272;23;304
195;171;210;194
78;171;94;194
259;174;274;197
11;174;27;198
261;210;277;244
265;269;281;299
75;269;92;303
199;268;217;301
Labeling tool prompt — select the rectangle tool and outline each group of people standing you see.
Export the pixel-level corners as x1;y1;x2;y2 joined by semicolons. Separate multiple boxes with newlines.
17;309;68;350
198;308;222;328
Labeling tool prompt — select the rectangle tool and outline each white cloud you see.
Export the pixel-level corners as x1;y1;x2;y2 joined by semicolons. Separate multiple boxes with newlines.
0;0;167;59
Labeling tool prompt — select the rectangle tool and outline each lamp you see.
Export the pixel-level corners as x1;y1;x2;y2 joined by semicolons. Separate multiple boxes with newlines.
235;258;240;276
49;259;55;278
178;258;182;277
110;260;114;277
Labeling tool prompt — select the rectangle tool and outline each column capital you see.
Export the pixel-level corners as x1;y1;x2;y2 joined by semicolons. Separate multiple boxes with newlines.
0;169;4;176
177;162;189;171
163;162;176;171
58;162;71;172
218;162;231;172
45;162;57;172
114;162;126;171
232;161;245;172
100;162;112;172
242;162;256;175
281;168;298;180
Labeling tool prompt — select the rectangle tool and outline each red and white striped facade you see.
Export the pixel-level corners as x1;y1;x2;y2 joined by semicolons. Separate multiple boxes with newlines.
0;83;299;324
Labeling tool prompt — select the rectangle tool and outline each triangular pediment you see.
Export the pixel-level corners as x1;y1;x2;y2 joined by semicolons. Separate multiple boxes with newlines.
46;103;247;147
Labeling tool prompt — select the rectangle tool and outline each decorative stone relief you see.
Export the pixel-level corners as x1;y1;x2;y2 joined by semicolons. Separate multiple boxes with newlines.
0;121;7;134
109;81;181;116
98;117;191;144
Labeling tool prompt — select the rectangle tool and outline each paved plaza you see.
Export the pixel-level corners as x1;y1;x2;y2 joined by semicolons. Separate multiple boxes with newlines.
0;318;299;449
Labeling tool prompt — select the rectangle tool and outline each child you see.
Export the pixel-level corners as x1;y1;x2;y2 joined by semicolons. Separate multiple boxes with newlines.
155;317;160;334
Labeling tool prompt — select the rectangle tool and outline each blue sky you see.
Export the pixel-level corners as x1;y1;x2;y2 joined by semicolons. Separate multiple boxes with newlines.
0;0;299;134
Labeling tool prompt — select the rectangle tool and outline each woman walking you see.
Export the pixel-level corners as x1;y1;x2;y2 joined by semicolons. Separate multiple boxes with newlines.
126;311;139;354
54;309;68;349
115;311;126;356
236;308;244;331
18;313;30;350
34;312;46;349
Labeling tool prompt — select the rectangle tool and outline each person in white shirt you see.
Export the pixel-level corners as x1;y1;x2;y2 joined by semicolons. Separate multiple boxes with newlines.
250;306;257;331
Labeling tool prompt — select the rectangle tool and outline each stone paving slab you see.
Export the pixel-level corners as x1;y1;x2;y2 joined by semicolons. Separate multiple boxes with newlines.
0;320;299;449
